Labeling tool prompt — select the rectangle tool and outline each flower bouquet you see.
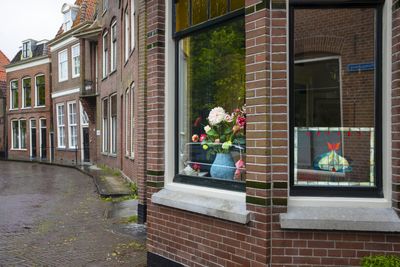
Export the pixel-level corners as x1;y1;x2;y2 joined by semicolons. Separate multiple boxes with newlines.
191;106;246;180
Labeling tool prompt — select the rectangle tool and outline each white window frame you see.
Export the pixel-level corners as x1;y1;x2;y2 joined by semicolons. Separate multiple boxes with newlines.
131;0;135;51
67;101;77;149
35;74;45;107
125;89;130;156
124;7;130;62
71;44;80;78
11;119;27;150
64;11;72;32
130;84;135;158
9;79;18;110
102;98;109;153
56;103;66;148
22;41;31;59
22;77;31;108
58;49;68;82
110;94;117;155
39;118;46;159
111;21;117;72
102;31;109;78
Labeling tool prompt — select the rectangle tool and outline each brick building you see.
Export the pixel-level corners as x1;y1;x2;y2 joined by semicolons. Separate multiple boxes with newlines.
138;0;400;266
5;40;52;161
0;50;9;158
48;0;97;165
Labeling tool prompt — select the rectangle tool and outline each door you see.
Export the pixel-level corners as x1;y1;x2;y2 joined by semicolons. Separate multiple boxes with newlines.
30;120;36;158
40;119;47;159
83;127;90;162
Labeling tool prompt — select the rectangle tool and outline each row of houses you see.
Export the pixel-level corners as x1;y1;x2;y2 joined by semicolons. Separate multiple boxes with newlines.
2;0;400;266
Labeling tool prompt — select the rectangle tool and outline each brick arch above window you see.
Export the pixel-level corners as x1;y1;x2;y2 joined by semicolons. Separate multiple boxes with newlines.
294;36;345;56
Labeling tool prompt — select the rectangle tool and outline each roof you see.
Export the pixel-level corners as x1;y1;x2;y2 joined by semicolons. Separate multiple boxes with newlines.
0;50;9;97
0;50;10;82
55;0;98;38
9;43;48;65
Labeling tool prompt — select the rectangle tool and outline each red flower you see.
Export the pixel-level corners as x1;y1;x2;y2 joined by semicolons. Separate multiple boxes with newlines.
236;116;246;128
192;163;201;172
192;134;199;142
200;134;207;142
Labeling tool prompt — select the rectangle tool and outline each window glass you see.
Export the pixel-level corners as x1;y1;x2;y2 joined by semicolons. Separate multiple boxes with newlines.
57;104;65;148
10;80;18;109
131;0;136;51
230;0;245;11
111;22;117;71
59;50;68;81
211;0;228;18
20;120;26;149
23;78;31;108
110;95;117;154
103;32;108;77
72;45;80;77
68;102;77;148
36;75;45;106
131;85;135;157
175;0;189;32
102;98;109;152
12;121;19;149
292;8;378;188
178;17;246;182
125;9;130;61
192;0;208;25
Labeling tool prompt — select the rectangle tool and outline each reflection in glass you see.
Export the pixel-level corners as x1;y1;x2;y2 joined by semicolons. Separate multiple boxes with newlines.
231;0;245;11
175;0;189;32
192;0;208;25
178;18;246;181
293;8;376;187
211;0;228;18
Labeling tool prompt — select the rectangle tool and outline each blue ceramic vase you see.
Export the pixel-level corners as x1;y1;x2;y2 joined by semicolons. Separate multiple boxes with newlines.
210;153;235;180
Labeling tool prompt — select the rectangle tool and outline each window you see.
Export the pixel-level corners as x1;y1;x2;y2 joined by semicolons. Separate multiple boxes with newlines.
67;101;77;149
130;84;135;158
72;44;80;78
125;89;130;156
111;21;117;72
103;0;108;12
103;31;108;78
22;41;30;59
11;120;26;149
290;4;383;197
57;103;65;148
131;0;135;51
102;98;109;152
64;11;72;31
110;94;117;154
35;75;45;107
174;1;246;191
125;8;130;61
22;77;31;108
10;80;18;109
58;49;68;82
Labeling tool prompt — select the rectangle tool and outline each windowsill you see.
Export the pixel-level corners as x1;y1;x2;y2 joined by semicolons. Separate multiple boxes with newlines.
102;9;107;16
109;153;117;158
34;106;46;109
72;74;80;79
109;69;117;76
101;76;108;81
151;183;250;224
59;79;68;83
10;149;27;151
280;206;400;232
9;108;18;111
21;107;31;110
57;147;66;150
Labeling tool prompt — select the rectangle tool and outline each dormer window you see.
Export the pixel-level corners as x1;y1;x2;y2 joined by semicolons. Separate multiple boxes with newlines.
22;41;31;59
61;4;78;32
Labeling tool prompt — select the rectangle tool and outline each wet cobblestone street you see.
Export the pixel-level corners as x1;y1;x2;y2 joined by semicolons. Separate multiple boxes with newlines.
0;161;146;267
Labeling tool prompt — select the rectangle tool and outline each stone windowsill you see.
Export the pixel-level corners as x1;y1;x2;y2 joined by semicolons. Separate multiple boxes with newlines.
151;188;250;224
280;206;400;232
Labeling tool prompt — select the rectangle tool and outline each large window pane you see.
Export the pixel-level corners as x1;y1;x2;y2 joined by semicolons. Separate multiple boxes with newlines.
211;0;228;19
11;80;18;109
292;8;377;188
175;0;189;32
23;78;31;108
231;0;245;11
36;75;45;106
192;0;208;25
178;18;246;182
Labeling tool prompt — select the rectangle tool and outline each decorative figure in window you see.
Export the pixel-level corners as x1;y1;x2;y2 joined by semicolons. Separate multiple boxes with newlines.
314;142;351;173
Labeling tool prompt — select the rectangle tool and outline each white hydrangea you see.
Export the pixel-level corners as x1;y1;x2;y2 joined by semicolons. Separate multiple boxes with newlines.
208;107;227;125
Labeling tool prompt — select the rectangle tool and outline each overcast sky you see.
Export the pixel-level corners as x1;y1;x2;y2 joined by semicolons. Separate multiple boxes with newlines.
0;0;67;60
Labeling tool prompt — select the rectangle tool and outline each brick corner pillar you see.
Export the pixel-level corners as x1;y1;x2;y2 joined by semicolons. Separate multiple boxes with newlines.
144;0;166;230
245;0;272;265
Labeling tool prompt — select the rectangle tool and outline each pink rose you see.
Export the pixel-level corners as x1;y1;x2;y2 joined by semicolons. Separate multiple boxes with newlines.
235;159;245;176
236;116;246;128
192;134;199;142
200;134;207;142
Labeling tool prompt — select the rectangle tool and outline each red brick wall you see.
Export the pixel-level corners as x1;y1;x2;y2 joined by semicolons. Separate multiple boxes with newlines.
6;61;52;160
